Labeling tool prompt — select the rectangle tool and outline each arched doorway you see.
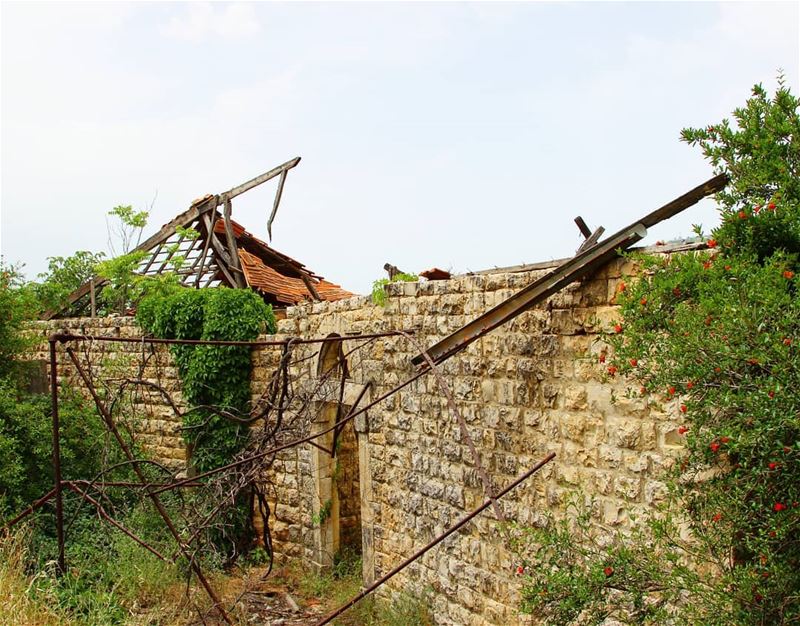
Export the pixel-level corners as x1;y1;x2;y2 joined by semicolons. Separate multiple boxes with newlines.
310;335;362;570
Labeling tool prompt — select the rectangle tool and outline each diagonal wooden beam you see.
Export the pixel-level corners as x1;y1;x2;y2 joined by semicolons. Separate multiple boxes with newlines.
411;173;728;366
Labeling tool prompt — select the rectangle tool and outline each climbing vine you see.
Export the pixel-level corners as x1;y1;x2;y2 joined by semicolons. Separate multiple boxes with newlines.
137;287;276;472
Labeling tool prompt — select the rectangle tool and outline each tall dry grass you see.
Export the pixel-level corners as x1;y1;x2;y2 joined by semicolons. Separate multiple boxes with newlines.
0;528;69;626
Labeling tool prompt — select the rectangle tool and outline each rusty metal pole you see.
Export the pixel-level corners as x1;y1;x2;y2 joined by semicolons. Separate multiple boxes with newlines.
49;338;66;575
314;452;557;626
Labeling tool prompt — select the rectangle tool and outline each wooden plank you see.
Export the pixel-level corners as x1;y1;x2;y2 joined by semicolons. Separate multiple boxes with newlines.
574;216;592;239
223;157;300;201
301;273;322;301
267;169;288;240
193;213;214;287
577;226;605;253
411;174;728;367
208;234;237;287
411;223;648;366
222;196;245;288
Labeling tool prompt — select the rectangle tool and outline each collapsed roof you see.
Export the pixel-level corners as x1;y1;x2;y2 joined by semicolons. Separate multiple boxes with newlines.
44;157;353;319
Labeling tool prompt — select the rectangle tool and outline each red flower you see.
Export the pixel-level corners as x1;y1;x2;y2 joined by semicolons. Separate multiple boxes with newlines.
725;265;732;271
784;337;792;346
680;404;687;413
754;205;761;214
678;426;689;435
516;565;524;575
640;297;647;306
599;354;606;363
607;366;617;376
710;441;720;453
774;502;787;512
672;286;682;297
768;390;776;399
629;358;638;367
738;210;747;219
711;512;722;523
614;323;623;333
714;367;722;373
768;462;779;471
604;566;614;577
703;260;713;270
668;386;676;396
784;270;795;279
686;381;694;390
706;239;717;248
617;281;626;292
720;436;731;444
768;202;776;211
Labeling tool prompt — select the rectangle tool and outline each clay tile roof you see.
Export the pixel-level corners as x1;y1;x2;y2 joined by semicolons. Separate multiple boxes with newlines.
214;218;353;306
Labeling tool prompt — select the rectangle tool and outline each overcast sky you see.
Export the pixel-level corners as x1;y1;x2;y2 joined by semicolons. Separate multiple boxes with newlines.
2;2;798;295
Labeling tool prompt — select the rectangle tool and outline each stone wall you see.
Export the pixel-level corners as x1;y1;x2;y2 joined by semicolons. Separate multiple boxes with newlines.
269;253;686;626
30;247;691;625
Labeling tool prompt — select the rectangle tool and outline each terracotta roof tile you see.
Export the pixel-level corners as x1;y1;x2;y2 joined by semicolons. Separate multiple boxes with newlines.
239;250;352;305
213;218;353;305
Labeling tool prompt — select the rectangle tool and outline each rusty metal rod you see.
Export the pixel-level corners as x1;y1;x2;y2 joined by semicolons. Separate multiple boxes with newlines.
151;367;427;496
2;488;56;531
51;329;413;347
69;479;203;489
314;452;557;626
49;339;66;575
65;348;233;625
64;482;169;562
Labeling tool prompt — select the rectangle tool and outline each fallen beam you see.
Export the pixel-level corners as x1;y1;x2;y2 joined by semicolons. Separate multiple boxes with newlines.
411;173;727;366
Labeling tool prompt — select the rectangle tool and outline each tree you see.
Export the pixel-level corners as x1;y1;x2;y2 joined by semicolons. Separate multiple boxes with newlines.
35;250;106;313
517;77;800;625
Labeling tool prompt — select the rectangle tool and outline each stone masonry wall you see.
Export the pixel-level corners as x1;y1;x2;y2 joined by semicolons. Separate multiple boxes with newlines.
30;247;691;626
269;253;687;626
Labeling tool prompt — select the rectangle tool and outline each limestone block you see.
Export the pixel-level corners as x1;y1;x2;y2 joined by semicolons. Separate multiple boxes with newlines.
563;386;588;410
607;418;641;449
614;475;642;500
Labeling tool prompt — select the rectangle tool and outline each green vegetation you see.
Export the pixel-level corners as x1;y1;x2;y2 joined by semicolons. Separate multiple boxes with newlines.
371;272;418;306
516;78;800;624
137;287;276;472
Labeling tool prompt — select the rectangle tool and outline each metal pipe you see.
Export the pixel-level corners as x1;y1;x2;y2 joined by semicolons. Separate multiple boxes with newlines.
150;367;428;496
2;488;56;531
314;452;557;626
50;329;414;347
49;339;65;575
65;348;233;625
64;482;169;562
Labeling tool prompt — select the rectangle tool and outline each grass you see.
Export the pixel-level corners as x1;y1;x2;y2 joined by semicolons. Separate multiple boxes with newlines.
272;546;433;626
0;528;67;626
1;523;432;626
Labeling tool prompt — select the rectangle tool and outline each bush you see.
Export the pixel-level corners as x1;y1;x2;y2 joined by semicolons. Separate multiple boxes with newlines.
518;78;800;624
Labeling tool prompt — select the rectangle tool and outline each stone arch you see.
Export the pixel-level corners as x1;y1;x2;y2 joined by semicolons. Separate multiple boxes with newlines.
310;334;362;570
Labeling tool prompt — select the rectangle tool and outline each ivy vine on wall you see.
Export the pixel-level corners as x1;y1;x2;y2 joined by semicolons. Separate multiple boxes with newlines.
137;287;276;472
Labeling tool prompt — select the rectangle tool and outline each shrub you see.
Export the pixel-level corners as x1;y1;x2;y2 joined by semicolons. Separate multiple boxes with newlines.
518;78;800;624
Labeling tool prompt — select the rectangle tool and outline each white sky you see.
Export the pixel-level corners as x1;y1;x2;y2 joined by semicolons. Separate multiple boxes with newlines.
1;1;798;294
